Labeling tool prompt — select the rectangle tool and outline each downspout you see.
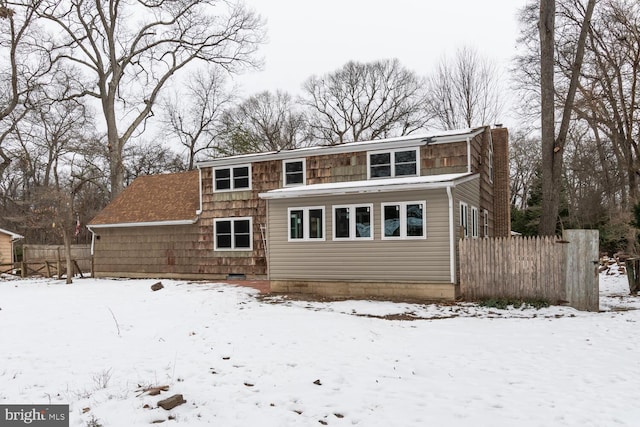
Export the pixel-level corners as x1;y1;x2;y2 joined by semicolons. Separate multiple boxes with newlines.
447;185;457;284
87;225;96;256
196;166;203;215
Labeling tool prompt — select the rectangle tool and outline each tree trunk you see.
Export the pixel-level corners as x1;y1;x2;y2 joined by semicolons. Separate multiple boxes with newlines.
539;0;557;236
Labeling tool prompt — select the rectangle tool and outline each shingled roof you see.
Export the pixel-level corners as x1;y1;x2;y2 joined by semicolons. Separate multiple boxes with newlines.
89;170;200;226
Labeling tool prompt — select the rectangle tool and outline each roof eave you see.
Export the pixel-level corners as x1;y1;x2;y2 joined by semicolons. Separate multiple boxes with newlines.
259;174;478;200
87;218;198;229
196;128;485;168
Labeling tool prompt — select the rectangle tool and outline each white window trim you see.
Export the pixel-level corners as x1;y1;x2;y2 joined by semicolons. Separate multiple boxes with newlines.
460;202;469;238
214;217;253;251
380;201;427;240
287;206;326;242
367;147;420;179
282;158;306;187
332;204;374;241
471;206;479;238
483;209;489;238
213;164;252;192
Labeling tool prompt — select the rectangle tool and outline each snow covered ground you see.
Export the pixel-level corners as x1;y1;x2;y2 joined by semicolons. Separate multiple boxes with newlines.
1;268;639;426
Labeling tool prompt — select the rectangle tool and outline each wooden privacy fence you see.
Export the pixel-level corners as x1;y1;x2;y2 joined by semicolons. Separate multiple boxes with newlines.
19;244;92;278
459;230;599;311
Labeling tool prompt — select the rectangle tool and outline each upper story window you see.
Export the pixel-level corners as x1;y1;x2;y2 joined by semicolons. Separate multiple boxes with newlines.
368;148;419;179
381;201;426;239
333;204;373;240
283;159;306;187
214;165;251;191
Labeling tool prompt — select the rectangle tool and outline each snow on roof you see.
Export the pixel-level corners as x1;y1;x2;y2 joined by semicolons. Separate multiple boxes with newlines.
259;173;476;199
197;127;486;168
0;227;23;240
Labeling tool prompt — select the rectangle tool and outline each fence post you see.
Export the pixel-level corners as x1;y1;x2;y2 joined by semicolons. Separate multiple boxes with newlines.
627;258;640;293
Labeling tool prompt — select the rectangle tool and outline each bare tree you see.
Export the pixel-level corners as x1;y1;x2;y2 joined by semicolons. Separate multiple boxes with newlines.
0;0;43;179
219;90;310;155
163;67;235;169
509;130;541;210
302;59;430;144
123;140;185;185
34;0;265;198
427;46;504;130
537;0;596;235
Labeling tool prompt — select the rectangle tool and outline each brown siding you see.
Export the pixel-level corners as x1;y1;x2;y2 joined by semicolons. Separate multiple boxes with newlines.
0;234;12;264
421;141;468;175
267;189;453;283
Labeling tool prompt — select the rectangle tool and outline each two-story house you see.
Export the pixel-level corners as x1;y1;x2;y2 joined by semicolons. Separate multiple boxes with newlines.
88;125;509;300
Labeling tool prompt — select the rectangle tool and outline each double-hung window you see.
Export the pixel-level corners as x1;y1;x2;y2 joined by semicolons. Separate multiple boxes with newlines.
381;201;426;239
460;202;469;238
214;165;251;191
283;159;306;187
288;207;325;241
368;148;419;179
471;206;479;238
214;217;252;250
333;204;373;240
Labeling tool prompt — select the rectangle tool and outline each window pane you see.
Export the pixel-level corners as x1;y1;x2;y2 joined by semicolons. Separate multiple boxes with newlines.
290;210;304;239
235;234;250;248
406;204;424;237
395;163;417;176
215;169;231;190
234;220;250;234
233;166;249;188
334;207;350;238
355;206;371;238
370;153;391;178
217;235;232;248
308;209;323;239
216;220;231;234
395;150;417;176
383;205;400;237
370;153;391;165
285;161;303;173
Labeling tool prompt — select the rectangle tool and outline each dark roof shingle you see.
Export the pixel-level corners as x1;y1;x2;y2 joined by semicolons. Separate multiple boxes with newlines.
89;170;199;226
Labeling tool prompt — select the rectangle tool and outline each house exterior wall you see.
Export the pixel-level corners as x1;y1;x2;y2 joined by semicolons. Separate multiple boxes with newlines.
0;233;13;265
266;188;458;299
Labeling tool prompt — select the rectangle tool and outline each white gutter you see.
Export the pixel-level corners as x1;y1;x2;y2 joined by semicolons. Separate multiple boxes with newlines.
87;219;198;229
446;186;457;284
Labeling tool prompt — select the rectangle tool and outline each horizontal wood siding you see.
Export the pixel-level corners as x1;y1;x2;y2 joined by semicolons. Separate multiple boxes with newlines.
268;189;452;283
0;235;12;265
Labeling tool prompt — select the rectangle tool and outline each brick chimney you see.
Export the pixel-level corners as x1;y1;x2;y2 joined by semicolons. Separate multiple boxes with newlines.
491;127;511;237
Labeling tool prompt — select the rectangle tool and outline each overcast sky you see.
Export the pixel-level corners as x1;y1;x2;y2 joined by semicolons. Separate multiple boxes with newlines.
235;0;530;100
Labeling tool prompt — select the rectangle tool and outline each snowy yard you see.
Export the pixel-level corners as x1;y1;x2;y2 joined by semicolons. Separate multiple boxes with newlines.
1;269;639;426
